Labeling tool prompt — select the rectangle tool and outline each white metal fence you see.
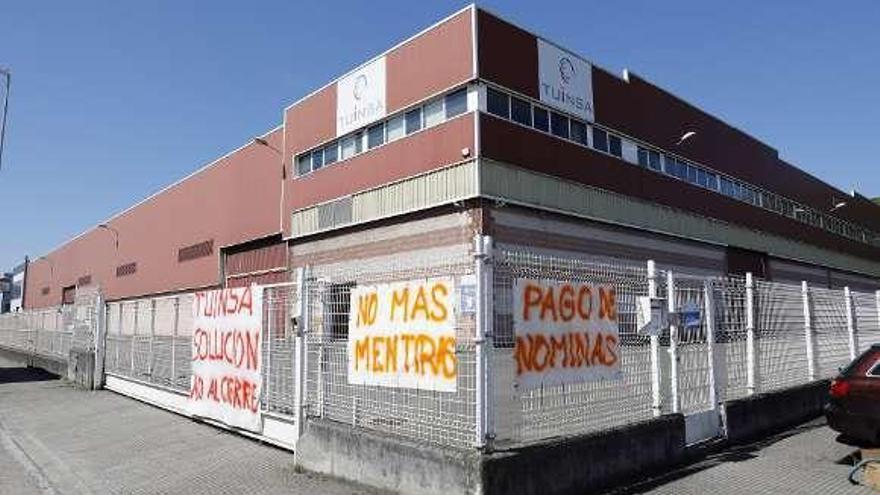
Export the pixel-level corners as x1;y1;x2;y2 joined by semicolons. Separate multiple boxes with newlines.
0;288;99;361
0;241;878;452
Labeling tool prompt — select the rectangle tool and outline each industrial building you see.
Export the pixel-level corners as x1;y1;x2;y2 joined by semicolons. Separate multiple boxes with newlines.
22;5;880;307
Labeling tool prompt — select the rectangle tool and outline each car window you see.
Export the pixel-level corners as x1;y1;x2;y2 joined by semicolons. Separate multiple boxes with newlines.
842;349;880;377
868;361;880;377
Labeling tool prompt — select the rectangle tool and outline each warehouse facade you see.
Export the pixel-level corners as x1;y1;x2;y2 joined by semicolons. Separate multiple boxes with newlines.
22;6;880;309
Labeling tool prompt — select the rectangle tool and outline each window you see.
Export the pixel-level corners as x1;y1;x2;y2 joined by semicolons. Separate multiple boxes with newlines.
570;120;588;145
487;87;510;118
296;154;311;175
405;108;423;134
340;135;356;160
868;361;880;377
324;142;338;165
687;165;699;184
608;135;622;157
424;98;444;127
638;147;662;171
386;115;405;142
705;172;719;190
533;107;549;132
511;97;531;126
550;112;569;139
445;89;467;118
367;123;385;149
592;127;609;153
311;149;324;170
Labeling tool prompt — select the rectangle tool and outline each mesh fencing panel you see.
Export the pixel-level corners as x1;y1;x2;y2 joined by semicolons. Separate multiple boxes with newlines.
755;281;809;393
304;257;477;449
670;275;713;416
810;287;852;378
854;291;880;353
492;250;654;445
712;276;749;401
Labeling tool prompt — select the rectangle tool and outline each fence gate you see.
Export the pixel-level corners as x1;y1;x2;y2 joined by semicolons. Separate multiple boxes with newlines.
665;272;723;445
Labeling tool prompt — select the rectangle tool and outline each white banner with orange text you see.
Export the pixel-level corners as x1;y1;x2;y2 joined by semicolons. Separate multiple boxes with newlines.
188;286;264;432
513;279;621;390
347;277;457;392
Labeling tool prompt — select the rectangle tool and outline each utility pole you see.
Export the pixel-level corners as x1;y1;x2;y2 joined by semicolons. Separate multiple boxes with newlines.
0;67;9;172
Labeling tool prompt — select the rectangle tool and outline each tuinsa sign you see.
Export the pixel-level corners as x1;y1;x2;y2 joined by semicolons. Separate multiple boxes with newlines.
336;56;387;136
537;39;594;122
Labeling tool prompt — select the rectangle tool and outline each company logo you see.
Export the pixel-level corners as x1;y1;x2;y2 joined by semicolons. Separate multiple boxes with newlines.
559;57;575;84
353;74;368;101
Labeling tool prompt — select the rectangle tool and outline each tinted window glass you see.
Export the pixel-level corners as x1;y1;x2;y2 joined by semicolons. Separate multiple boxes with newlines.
297;154;311;175
687;165;699;184
367;123;384;149
445;89;468;118
424;99;444;127
386;115;405;141
550;112;569;138
311;149;324;170
533;107;549;132
648;150;661;171
324;143;338;165
608;135;622;157
593;128;608;153
487;87;510;118
511;97;531;126
570;120;588;145
340;135;356;160
405;108;422;134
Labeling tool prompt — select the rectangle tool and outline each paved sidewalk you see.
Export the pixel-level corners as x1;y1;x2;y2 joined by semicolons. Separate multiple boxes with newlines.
611;419;873;495
0;356;377;495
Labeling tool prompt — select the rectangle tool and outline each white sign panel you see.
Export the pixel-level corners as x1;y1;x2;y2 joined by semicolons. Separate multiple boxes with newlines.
537;39;594;122
348;277;457;392
336;56;387;136
513;279;621;390
188;286;264;432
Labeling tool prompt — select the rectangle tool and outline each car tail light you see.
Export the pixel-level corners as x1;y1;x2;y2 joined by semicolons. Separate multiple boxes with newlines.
830;379;851;398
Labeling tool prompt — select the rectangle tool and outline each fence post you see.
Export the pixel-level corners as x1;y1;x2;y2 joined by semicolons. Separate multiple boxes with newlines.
703;280;718;410
802;281;817;381
474;234;495;449
93;292;106;390
647;260;662;417
844;287;858;361
666;270;679;414
131;301;138;374
149;299;156;377
172;296;179;388
745;273;757;395
294;266;310;442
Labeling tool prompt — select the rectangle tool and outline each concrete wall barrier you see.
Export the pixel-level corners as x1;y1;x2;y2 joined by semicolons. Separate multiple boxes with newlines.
0;346;67;378
482;414;686;495
295;415;686;495
724;379;830;444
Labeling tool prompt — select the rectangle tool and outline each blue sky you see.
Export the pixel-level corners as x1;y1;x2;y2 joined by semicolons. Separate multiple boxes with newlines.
2;1;879;270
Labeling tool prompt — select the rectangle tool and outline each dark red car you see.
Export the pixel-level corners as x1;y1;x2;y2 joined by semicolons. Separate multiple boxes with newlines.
826;344;880;446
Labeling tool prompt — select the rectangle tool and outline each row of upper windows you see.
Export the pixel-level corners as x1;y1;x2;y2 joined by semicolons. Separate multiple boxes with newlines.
295;88;469;176
484;85;879;247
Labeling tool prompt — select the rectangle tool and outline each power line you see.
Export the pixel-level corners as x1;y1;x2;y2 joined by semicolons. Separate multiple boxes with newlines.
0;67;9;173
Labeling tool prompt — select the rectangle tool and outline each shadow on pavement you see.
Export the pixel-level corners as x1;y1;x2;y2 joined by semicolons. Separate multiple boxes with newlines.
605;419;827;494
0;366;58;384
